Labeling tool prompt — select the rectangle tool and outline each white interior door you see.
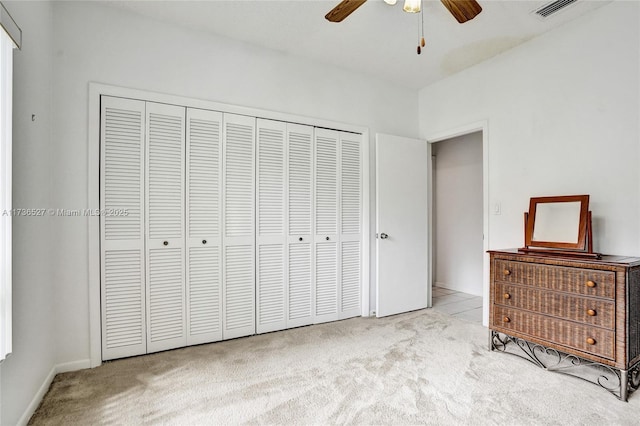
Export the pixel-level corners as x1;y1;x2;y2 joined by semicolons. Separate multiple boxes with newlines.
286;123;314;328
376;133;429;317
256;119;287;334
339;132;362;319
314;128;339;324
186;108;223;345
145;102;187;353
222;113;256;339
100;96;146;360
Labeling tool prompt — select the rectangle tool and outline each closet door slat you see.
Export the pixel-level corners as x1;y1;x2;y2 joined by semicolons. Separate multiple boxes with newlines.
340;240;361;316
340;135;361;236
287;123;314;328
145;102;186;353
256;119;287;333
315;242;339;320
186;108;223;345
340;132;362;319
314;128;340;323
100;96;147;360
257;244;285;330
223;113;256;339
315;131;338;236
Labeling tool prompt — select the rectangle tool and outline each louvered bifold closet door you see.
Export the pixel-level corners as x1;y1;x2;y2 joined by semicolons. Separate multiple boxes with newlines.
186;108;223;345
339;132;362;319
100;96;147;360
314;128;340;324
145;102;187;353
287;124;315;328
222;113;256;340
256;119;287;334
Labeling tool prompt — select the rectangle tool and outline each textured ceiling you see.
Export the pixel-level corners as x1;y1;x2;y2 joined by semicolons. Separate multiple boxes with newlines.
103;0;612;89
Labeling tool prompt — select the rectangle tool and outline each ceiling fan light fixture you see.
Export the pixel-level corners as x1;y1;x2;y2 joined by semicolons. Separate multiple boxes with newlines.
403;0;421;13
383;0;397;5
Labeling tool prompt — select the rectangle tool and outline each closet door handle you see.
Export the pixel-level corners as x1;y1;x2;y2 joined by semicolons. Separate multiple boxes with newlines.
299;237;303;241
163;241;168;246
202;240;207;245
326;236;330;241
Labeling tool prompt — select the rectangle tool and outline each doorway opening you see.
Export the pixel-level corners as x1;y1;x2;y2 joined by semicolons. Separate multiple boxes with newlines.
430;131;484;324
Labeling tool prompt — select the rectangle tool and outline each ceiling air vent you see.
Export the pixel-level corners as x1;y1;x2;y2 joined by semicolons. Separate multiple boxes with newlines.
534;0;579;18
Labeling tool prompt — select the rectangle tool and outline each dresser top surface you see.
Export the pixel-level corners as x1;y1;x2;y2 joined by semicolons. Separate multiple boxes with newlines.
489;249;640;268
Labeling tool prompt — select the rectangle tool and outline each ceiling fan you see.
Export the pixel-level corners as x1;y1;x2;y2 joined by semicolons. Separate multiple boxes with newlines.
325;0;482;24
325;0;482;54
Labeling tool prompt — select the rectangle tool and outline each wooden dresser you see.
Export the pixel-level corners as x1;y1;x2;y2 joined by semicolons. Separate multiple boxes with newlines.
489;249;640;400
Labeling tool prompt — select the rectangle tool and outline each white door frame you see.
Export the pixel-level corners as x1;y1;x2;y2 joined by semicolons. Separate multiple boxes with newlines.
425;121;489;326
88;83;370;367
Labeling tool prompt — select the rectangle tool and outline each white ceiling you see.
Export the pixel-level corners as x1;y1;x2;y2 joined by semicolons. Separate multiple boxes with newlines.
102;0;612;89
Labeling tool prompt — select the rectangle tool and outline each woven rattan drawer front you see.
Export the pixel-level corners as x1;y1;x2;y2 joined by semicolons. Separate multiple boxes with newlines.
494;283;615;329
495;260;615;299
493;306;615;360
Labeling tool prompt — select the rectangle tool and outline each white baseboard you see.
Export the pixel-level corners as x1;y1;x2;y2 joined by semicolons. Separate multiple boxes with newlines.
433;282;483;297
57;359;91;374
16;359;91;426
15;366;55;426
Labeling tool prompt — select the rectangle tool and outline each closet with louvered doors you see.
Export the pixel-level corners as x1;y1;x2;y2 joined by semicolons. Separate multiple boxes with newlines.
255;120;316;333
100;93;362;361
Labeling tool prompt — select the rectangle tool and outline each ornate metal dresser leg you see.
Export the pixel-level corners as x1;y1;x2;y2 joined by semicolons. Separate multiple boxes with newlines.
489;329;494;351
620;369;628;401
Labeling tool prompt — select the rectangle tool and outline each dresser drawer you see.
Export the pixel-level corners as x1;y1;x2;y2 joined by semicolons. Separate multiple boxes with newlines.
494;260;615;299
493;306;615;360
494;283;615;329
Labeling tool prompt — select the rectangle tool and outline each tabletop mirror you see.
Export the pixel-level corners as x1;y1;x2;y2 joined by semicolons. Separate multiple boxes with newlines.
520;195;600;258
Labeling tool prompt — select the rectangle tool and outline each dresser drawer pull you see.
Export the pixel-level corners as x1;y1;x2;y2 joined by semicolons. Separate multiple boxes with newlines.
503;316;510;323
587;309;597;316
586;337;596;345
503;293;511;300
503;269;511;276
586;280;596;288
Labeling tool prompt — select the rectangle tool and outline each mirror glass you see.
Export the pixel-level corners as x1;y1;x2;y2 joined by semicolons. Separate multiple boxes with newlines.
532;201;581;244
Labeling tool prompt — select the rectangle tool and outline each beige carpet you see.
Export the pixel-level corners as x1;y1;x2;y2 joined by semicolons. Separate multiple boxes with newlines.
29;309;640;425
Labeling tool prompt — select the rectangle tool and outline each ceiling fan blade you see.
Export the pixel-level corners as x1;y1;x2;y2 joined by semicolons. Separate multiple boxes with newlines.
325;0;368;23
440;0;482;23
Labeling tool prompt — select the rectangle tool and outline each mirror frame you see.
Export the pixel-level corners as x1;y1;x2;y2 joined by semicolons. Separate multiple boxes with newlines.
524;195;590;251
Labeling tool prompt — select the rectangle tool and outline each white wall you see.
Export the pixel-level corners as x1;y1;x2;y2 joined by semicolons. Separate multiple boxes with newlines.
0;1;55;425
419;1;640;257
432;132;483;296
51;1;418;364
